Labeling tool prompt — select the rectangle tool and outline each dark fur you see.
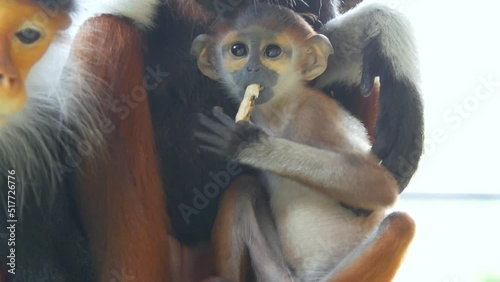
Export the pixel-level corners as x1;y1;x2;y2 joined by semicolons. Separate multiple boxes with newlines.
0;172;94;282
218;4;314;35
146;7;240;243
197;0;338;22
33;0;75;13
196;108;269;160
360;39;423;189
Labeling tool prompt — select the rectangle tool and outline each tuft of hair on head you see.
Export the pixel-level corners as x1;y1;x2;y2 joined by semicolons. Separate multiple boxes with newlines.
212;3;314;37
298;12;323;30
32;0;75;14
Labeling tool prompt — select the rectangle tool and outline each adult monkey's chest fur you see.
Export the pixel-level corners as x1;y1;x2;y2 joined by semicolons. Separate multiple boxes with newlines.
145;0;336;243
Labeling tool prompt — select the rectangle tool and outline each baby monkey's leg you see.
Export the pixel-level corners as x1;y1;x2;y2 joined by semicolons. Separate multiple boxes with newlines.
212;176;293;282
321;212;415;282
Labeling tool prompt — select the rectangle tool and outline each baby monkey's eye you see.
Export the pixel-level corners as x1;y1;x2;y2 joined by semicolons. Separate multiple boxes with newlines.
231;43;248;57
16;28;42;45
264;44;282;58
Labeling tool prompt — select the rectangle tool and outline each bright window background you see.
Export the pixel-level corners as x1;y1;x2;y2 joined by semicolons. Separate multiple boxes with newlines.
363;0;500;281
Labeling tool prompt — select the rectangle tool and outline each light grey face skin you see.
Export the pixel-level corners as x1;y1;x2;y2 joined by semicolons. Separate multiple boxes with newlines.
217;29;290;105
191;19;333;107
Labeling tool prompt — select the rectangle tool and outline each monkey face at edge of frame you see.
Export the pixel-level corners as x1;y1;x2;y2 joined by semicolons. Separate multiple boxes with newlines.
0;0;70;124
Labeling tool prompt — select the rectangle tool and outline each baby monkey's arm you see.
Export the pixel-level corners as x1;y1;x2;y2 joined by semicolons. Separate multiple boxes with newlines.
196;107;397;211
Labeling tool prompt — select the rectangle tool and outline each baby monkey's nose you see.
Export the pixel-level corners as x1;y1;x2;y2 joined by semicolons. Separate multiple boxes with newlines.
246;65;261;72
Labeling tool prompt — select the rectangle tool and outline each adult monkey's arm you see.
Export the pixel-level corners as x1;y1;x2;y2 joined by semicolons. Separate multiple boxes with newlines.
316;2;424;190
71;15;172;281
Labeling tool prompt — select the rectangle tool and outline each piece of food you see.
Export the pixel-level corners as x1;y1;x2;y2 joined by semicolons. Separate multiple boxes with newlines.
235;84;260;121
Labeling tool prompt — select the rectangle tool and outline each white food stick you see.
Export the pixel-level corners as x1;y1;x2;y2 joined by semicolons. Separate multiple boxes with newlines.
235;84;260;121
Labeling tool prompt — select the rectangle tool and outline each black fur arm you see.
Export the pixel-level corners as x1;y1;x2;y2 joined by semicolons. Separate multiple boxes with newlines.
315;2;424;190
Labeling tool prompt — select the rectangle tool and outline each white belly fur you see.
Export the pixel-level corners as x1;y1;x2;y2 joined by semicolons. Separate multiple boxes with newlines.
266;174;385;277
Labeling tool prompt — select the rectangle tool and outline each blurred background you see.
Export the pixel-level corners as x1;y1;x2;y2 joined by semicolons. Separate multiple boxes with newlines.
361;0;500;281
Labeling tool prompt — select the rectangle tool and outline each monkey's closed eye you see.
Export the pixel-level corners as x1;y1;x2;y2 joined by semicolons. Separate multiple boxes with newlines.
231;43;248;57
264;45;282;58
15;28;42;45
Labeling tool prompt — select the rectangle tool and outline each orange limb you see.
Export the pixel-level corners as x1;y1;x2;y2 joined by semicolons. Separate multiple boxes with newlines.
71;15;171;281
326;212;416;282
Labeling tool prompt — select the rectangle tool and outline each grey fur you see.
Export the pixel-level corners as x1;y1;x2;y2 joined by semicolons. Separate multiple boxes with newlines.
315;2;420;88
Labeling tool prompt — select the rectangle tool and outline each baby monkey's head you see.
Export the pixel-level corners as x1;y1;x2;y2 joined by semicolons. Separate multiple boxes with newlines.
191;3;333;104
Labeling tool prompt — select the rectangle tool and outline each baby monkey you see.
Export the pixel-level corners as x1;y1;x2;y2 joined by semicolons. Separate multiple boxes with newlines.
192;4;415;282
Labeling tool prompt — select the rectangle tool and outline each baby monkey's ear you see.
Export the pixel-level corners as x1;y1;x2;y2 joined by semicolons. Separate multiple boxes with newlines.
58;13;72;30
302;34;334;81
55;12;72;30
191;34;220;80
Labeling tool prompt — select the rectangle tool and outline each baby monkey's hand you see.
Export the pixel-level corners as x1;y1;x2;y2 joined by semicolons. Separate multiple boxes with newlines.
195;107;267;160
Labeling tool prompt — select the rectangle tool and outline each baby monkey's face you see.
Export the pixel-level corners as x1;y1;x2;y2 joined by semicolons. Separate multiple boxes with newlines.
219;28;298;104
191;21;332;105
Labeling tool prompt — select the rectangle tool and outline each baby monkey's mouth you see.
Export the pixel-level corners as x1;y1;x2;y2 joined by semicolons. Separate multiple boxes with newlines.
238;81;273;105
244;84;264;90
254;87;275;105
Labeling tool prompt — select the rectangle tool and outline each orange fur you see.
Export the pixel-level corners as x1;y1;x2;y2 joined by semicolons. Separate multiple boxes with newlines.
361;78;380;143
71;16;171;281
340;78;380;144
0;0;69;120
214;191;414;282
327;212;415;282
212;176;260;282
